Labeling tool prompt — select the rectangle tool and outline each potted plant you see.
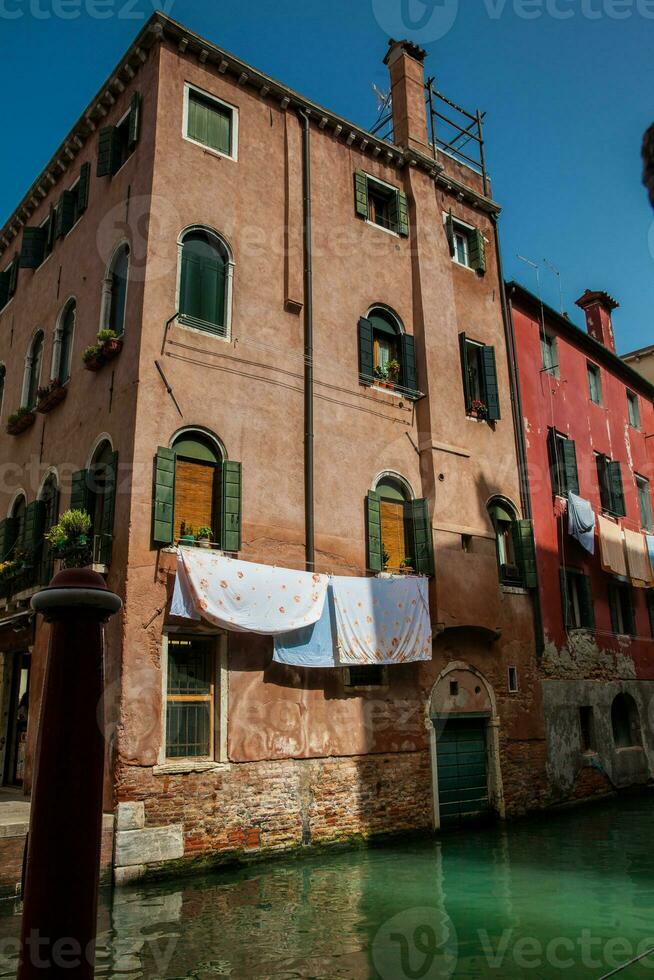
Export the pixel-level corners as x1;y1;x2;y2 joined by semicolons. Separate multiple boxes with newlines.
471;399;488;421
7;406;36;435
83;329;124;372
179;523;196;546
45;509;93;568
386;359;401;387
382;549;390;571
196;526;213;549
83;345;104;372
399;557;415;575
36;378;67;414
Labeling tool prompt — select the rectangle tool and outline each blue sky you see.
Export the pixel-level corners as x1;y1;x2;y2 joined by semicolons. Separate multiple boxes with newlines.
2;0;653;352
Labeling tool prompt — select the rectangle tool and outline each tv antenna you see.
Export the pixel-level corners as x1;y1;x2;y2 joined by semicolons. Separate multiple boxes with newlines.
543;258;564;315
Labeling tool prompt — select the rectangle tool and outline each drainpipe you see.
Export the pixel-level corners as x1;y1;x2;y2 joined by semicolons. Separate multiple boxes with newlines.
298;109;315;571
492;215;545;655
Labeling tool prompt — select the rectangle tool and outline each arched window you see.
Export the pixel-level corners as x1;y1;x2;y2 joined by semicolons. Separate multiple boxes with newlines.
366;473;433;577
153;430;242;551
0;365;6;420
108;244;129;337
38;474;59;584
71;440;118;568
488;498;520;585
23;331;44;410
178;229;231;336
358;306;418;397
376;474;412;573
8;494;26;557
611;693;642;749
54;301;75;384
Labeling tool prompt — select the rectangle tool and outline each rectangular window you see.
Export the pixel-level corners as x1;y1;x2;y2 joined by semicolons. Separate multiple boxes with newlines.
636;475;653;530
459;334;500;420
587;363;602;405
344;665;388;690
541;332;559;377
445;215;486;273
560;568;594;630
165;636;215;759
0;256;18;311
508;666;519;693
627;390;641;429
596;454;626;517
609;581;635;637
579;706;594;753
548;429;579;497
97;92;141;178
353;172;408;237
185;85;236;158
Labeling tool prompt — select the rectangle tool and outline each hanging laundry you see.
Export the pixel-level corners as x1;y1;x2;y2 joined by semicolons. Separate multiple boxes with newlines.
331;575;432;666
170;549;329;635
647;535;654;581
273;589;338;667
624;529;654;588
597;516;628;578
567;492;596;555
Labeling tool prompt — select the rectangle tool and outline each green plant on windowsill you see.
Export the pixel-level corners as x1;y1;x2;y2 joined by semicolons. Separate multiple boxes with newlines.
400;556;415;574
179;522;196;546
45;509;93;569
386;359;401;384
382;549;391;571
196;526;213;548
83;329;124;371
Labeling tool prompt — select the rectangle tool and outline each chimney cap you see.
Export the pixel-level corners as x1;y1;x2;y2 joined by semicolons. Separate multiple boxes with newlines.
575;289;619;313
384;38;427;66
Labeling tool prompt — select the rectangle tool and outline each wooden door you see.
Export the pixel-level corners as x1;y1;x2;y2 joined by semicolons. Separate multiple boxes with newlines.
174;459;217;539
436;718;490;824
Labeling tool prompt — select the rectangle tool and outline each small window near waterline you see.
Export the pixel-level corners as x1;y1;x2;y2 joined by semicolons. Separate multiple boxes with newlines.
579;706;594;753
344;666;388;690
508;666;518;694
166;636;216;759
449;680;459;697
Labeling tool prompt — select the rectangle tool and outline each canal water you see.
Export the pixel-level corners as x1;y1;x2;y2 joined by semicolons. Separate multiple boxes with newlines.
2;794;654;978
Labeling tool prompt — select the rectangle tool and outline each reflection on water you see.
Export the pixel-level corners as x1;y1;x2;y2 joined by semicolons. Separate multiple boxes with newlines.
2;795;654;978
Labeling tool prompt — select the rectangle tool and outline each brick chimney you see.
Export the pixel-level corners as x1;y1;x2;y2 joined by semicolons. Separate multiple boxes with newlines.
384;39;429;154
575;289;619;353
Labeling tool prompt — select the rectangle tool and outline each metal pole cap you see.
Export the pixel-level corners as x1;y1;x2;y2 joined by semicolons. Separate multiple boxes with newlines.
31;568;122;621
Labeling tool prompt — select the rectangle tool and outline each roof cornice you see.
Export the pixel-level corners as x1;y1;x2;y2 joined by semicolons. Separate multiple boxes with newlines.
0;12;500;253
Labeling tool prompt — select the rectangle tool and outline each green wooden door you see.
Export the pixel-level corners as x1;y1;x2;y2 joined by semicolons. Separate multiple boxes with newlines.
436;718;490;824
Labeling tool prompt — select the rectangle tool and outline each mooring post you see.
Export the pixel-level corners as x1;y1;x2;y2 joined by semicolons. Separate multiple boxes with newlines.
18;568;122;980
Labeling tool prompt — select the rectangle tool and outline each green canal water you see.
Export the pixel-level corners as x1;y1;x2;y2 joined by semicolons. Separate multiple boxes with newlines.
2;795;654;978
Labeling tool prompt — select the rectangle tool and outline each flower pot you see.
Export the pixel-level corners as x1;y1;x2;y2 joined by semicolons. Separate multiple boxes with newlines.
37;385;67;414
180;535;196;546
198;538;212;549
101;337;123;362
7;412;36;435
84;352;105;373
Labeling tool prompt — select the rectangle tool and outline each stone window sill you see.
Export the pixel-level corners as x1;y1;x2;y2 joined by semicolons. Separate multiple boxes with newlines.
500;585;529;596
153;760;227;776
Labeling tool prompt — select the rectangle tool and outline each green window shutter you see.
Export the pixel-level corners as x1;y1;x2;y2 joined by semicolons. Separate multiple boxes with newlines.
358;317;374;383
220;460;242;553
445;211;455;257
46;203;56;255
400;333;418;395
180;250;226;332
579;574;595;630
607;461;626;517
97;126;117;177
0;269;10;309
482;346;500;421
396;191;409;237
512;520;537;589
561;439;580;496
55;191;77;239
459;333;472;412
128;91;141;151
4;518;18;558
71;469;90;514
367;490;382;573
354;171;369;219
406;497;434;577
0;519;8;561
76;162;91;215
20;227;47;269
23;500;45;562
559;568;571;629
469;228;487;274
8;256;19;298
100;451;119;565
153;447;176;545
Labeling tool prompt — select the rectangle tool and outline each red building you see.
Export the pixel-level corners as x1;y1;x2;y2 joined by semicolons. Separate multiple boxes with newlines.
508;281;654;799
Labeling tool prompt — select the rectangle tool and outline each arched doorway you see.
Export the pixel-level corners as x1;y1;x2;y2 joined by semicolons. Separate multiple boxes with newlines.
428;663;504;829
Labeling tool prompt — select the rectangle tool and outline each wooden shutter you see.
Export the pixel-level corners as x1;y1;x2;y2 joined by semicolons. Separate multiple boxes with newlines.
55;191;77;239
153;447;176;544
469;228;487;274
445;211;455;257
71;469;90;514
97;126;117;177
607;461;626;517
219;460;242;553
400;333;418;395
512;520;537;589
76;162;91;215
8;256;19;297
367;490;382;573
561;439;580;496
482;346;500;420
397;191;409;237
459;333;472;412
559;568;572;628
100;451;119;565
407;497;434;577
578;574;595;629
20;227;47;269
23;500;45;563
128;91;141;151
358;317;374;383
354;171;369;219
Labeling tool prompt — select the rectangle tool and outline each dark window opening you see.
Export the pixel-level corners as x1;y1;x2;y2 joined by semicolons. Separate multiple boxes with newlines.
548;429;579;498
346;665;387;689
596;454;626;518
609;581;635;637
579;706;594;753
611;693;641;749
560;568;595;631
449;680;459;697
508;667;518;693
166;636;215;759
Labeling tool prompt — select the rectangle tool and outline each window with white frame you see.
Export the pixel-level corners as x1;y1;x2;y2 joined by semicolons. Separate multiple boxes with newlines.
165;635;217;759
184;84;238;159
636;474;653;530
540;331;559;377
627;390;641;429
445;214;487;273
587;362;602;405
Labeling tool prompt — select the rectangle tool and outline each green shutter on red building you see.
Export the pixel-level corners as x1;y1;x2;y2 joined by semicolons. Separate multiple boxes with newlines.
407;497;434;577
400;333;418;396
482;346;500;420
358;317;374;383
512;520;537;589
153;447;176;545
367;490;382;573
220;461;242;553
100;451;119;565
97;126;117;177
397;191;409;237
469;228;487;274
20;227;47;269
128;91;141;150
76;162;91;215
354;171;369;219
71;469;90;515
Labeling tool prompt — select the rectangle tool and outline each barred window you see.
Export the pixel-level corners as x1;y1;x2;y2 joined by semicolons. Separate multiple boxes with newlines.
166;636;216;760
